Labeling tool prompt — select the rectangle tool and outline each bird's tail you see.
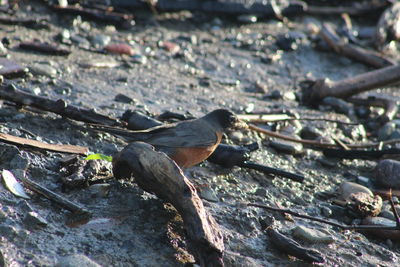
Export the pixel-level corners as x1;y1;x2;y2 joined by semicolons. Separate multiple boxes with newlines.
89;124;149;142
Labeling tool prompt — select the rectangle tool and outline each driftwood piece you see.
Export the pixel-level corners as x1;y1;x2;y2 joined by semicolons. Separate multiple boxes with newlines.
21;176;90;215
112;142;224;266
19;41;71;56
306;1;389;16
301;64;400;105
0;15;49;28
0;132;88;155
0;83;124;126
319;23;395;68
52;5;134;27
266;227;325;263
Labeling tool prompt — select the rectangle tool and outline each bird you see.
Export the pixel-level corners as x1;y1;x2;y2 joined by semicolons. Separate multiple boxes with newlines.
93;109;239;168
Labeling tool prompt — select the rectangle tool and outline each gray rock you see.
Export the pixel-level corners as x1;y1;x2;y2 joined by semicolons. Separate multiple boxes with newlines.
321;206;332;217
317;156;338;168
199;187;219;202
322;96;353;115
70;34;91;49
23;211;48;228
0;225;18;240
300;126;322;140
374;159;400;189
88;184;110;198
10;154;29;170
338;181;373;201
389;129;400;140
91;34;111;47
0;144;21;168
270;139;303;155
29;63;57;78
254;188;267;197
131;54;147;64
340;124;366;141
56;254;101;267
378;122;396;141
292;225;335;244
283;91;296;101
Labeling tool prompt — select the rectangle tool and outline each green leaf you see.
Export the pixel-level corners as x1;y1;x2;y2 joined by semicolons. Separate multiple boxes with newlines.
85;153;113;162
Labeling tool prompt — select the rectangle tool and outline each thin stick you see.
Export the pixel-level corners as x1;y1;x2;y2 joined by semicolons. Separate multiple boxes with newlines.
248;203;400;231
238;114;360;125
248;123;400;149
0;132;88;155
21;176;90;215
389;189;400;228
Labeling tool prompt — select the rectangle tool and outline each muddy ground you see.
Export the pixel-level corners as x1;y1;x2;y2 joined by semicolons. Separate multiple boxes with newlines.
0;1;400;266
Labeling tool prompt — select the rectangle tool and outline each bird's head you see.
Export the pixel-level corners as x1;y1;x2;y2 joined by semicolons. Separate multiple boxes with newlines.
206;109;241;129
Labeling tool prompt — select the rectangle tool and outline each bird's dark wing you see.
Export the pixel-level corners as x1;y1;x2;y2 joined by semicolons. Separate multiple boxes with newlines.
145;119;219;148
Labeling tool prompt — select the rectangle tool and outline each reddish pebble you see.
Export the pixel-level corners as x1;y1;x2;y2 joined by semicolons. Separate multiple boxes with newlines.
104;43;134;55
160;41;180;54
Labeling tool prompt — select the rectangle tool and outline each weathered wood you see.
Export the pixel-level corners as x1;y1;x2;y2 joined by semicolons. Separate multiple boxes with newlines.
112;142;224;266
302;64;400;105
267;227;325;263
0;83;124;126
21;176;90;215
319;23;395;68
0;132;88;155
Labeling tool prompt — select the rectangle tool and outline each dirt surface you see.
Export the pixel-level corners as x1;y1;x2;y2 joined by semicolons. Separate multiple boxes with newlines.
1;1;400;266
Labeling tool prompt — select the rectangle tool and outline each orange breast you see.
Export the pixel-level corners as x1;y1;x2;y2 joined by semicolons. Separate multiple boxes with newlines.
170;132;222;168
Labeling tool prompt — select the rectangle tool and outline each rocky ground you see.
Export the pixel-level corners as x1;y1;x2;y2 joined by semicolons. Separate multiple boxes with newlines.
0;0;400;266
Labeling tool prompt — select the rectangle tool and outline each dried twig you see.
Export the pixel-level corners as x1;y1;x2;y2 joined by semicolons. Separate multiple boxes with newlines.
238;114;359;125
0;83;124;126
0;132;88;155
389;189;400;228
248;123;400;149
248;203;400;231
21;176;90;215
319;23;394;68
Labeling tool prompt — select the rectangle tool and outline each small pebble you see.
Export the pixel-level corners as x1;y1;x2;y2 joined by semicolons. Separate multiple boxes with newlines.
378;122;396;141
292;225;335;244
29;63;57;78
91;34;111;48
300;126;322;140
114;93;135;104
131;54;147;64
320;206;332;217
322;97;353;115
23;211;48;228
199;187;219;202
270;139;303;155
338;181;373;201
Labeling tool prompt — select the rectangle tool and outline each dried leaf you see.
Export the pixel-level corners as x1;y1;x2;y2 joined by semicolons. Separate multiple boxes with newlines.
1;169;30;199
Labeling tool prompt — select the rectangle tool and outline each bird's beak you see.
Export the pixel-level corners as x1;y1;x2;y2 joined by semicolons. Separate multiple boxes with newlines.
232;116;248;129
